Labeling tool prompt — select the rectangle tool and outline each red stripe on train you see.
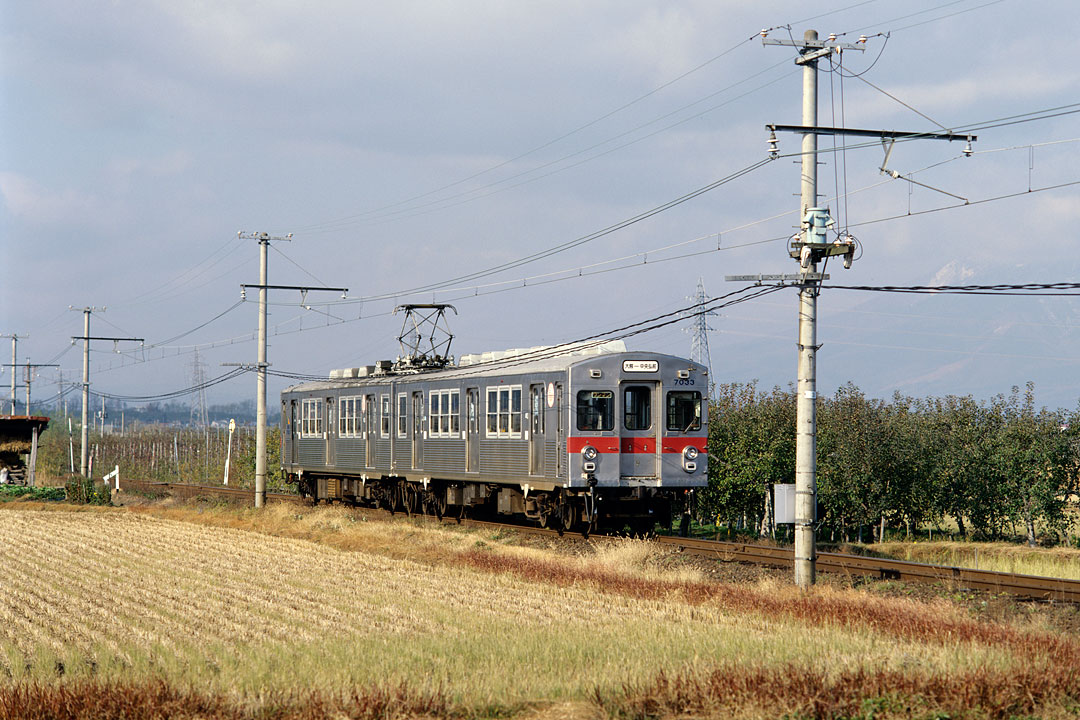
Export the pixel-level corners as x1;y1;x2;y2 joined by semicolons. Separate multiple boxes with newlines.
566;436;707;454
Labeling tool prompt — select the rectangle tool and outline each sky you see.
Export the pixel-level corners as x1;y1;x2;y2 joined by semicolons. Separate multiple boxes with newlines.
3;0;1080;416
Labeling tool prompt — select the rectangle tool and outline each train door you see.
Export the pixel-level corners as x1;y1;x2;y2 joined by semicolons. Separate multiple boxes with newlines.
529;384;545;475
466;387;479;472
289;399;298;464
620;382;659;478
325;397;336;467
412;391;424;469
365;394;376;467
555;383;564;478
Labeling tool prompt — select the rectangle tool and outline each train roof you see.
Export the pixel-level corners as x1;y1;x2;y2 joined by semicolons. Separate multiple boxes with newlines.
282;344;702;395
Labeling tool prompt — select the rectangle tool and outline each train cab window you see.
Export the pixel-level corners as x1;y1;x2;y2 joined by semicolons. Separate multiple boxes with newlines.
623;386;652;430
397;394;408;437
577;390;614;432
380;394;391;438
666;391;702;432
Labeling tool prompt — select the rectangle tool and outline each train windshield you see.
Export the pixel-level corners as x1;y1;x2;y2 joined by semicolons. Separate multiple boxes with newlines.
577;390;614;431
666;391;701;432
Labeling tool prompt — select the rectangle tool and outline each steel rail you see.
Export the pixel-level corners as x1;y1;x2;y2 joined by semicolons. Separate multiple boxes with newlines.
656;536;1080;603
119;480;1080;603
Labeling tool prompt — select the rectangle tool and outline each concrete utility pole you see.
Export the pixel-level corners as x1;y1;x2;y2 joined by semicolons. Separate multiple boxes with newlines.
761;30;974;588
1;360;61;416
760;29;863;588
1;334;26;414
71;307;143;477
256;236;269;507
237;231;348;508
794;29;822;590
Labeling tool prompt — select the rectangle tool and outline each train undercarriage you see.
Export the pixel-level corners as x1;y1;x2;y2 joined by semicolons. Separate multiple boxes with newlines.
287;472;691;536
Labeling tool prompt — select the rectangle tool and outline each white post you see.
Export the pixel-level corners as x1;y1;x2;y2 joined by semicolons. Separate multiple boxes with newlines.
27;425;38;487
68;417;75;474
224;418;235;486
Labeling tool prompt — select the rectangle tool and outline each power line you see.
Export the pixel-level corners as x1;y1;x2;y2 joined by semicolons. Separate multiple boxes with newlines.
328;157;776;304
293;36;765;233
88;367;247;403
264;284;783;383
301;64;793;231
822;281;1080;296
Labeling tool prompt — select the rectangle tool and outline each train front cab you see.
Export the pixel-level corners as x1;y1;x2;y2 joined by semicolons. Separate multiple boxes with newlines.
566;353;708;529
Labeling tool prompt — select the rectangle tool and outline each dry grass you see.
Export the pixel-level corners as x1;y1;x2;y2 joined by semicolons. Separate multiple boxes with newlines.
2;502;1079;718
0;680;453;720
602;663;1080;720
868;539;1080;580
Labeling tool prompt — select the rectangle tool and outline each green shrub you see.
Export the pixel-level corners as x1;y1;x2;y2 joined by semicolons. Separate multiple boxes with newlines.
0;486;66;502
64;478;111;505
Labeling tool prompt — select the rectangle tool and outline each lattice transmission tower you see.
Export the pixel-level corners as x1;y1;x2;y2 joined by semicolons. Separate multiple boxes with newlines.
188;349;209;427
684;277;716;382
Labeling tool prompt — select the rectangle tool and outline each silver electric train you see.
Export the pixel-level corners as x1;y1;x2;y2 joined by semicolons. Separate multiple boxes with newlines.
280;343;707;533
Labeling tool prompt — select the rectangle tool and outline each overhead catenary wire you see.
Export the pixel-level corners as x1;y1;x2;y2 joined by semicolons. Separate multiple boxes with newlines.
82;148;1080;376
88;367;248;403
300;65;794;232
261;284;785;383
294;37;770;233
327;157;776;305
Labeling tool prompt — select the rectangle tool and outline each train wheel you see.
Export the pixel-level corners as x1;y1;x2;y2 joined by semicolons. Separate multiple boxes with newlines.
556;496;577;535
425;490;447;520
402;484;419;516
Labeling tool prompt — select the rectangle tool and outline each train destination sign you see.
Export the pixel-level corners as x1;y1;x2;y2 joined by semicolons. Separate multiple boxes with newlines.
622;360;659;373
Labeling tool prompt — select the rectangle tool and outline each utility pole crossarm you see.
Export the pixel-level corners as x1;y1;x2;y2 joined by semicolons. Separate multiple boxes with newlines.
240;284;348;293
761;36;866;64
767;124;975;143
69;336;144;342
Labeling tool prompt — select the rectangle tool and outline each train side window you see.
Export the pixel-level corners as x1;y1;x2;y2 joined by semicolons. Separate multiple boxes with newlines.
486;385;523;439
380;394;390;438
510;387;521;434
339;395;362;437
428;389;460;438
486;390;498;434
624;386;651;430
397;393;408;438
300;398;323;438
450;391;460;434
666;391;702;432
576;390;613;432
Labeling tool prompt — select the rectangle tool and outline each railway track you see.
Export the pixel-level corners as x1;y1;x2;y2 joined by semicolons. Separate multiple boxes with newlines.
120;479;1080;604
656;536;1080;604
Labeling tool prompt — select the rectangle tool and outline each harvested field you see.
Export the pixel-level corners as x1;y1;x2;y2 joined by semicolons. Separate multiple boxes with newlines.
2;503;1079;719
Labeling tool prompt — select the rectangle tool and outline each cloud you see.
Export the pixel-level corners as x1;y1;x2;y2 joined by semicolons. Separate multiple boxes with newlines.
928;260;975;287
0;172;107;229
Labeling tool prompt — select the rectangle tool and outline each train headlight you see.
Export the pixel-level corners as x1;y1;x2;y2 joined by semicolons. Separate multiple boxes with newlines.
682;445;699;472
581;445;598;474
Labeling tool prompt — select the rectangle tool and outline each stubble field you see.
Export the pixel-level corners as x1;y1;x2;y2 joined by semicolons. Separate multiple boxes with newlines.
1;501;1079;719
